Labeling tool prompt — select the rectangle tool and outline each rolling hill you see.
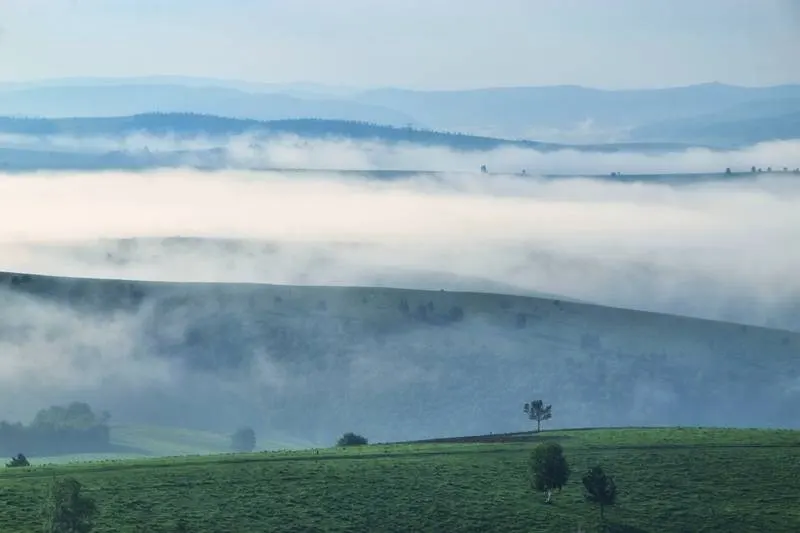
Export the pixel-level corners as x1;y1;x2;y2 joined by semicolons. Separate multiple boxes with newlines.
0;83;414;126
356;82;800;140
630;97;800;147
1;267;798;447
0;113;722;173
27;425;314;466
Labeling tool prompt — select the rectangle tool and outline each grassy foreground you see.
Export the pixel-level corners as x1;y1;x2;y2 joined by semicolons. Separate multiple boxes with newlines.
2;427;799;532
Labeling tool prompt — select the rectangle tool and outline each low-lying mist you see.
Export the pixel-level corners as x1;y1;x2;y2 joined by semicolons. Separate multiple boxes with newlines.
0;137;798;447
1;164;798;328
2;132;800;174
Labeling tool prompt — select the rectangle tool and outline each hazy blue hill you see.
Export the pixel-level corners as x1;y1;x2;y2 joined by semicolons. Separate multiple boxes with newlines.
0;76;362;98
630;98;800;146
2;268;798;443
355;83;800;138
636;113;800;147
0;84;415;125
3;80;800;143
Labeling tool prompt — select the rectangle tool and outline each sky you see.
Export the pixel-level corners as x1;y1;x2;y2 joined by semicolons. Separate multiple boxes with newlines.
0;0;797;90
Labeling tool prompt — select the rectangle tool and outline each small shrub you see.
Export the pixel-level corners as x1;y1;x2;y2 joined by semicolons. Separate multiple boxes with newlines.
43;477;97;533
337;432;368;447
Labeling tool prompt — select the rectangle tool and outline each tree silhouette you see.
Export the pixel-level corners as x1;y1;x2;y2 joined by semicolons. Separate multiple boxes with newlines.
230;427;256;453
6;453;29;467
582;465;617;524
337;432;368;447
529;442;570;503
524;400;552;433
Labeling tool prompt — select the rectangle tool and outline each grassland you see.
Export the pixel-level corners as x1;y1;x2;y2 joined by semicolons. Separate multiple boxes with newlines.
2;427;799;532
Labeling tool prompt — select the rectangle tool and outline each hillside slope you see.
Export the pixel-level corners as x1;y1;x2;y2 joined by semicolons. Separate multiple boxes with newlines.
1;270;798;445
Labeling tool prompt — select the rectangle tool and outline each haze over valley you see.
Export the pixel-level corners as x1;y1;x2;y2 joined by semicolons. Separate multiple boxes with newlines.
2;2;800;531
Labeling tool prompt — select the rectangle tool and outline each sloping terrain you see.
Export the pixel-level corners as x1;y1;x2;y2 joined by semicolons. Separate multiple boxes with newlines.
1;270;798;446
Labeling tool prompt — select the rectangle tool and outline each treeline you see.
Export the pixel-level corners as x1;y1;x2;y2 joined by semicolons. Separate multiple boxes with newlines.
0;113;549;151
0;402;111;456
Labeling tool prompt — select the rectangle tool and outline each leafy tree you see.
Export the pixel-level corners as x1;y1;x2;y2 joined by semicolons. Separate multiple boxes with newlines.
43;477;97;533
230;427;256;453
524;400;552;433
337;432;368;447
582;465;617;524
529;442;570;503
6;453;30;467
32;402;101;430
0;402;111;457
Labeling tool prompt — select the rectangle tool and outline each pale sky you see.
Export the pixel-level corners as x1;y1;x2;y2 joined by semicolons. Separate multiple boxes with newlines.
0;0;797;90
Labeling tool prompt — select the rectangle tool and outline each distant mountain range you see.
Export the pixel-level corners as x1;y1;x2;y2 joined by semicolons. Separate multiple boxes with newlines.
1;77;799;147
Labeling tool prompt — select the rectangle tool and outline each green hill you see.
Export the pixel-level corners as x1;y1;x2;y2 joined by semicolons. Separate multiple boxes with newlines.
1;269;799;445
2;427;799;532
27;425;314;465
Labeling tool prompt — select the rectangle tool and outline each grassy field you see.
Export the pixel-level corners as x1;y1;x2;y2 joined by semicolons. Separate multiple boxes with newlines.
2;427;799;532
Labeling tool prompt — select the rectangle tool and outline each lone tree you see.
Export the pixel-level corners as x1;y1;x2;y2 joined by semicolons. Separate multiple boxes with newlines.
230;427;256;453
529;442;570;504
524;400;552;433
582;465;617;524
337;432;368;447
43;477;97;533
7;453;30;467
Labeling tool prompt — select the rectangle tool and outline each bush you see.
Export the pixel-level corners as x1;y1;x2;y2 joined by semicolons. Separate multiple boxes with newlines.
337;432;368;447
43;477;97;533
